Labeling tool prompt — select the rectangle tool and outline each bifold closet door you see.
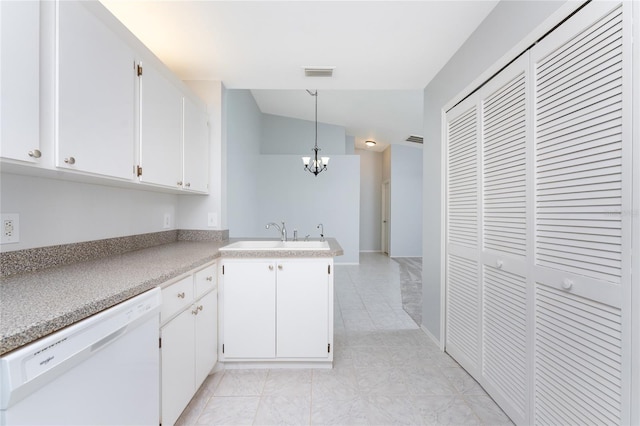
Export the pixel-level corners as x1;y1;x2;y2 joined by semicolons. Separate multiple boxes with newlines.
445;95;482;377
445;53;531;425
479;53;530;426
531;1;632;424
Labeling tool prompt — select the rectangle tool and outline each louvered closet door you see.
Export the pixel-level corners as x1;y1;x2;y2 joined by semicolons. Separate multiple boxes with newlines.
445;95;482;376
531;2;632;424
479;53;530;426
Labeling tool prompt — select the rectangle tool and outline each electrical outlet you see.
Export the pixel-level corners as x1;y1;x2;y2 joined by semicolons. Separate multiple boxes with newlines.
1;214;20;244
207;212;217;227
163;213;171;229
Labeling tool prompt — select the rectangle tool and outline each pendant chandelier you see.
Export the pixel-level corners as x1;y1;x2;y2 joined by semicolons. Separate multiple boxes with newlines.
302;90;329;176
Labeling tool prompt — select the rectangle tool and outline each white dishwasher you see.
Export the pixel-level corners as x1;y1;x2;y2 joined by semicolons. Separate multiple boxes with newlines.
0;287;161;426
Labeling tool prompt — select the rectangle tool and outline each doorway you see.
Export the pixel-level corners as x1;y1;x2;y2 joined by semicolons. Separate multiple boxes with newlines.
381;180;390;255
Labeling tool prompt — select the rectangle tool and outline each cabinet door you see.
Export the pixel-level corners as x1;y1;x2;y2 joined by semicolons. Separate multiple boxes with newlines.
0;0;40;163
222;261;276;359
161;308;195;426
139;64;183;189
183;97;209;193
276;260;330;358
194;291;217;388
56;1;135;179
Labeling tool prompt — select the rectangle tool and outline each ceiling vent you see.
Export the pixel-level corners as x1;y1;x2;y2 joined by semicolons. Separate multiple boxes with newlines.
304;67;335;77
405;135;424;144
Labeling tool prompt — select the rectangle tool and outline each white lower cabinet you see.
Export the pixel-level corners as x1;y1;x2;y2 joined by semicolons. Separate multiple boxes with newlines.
160;262;217;426
220;258;333;365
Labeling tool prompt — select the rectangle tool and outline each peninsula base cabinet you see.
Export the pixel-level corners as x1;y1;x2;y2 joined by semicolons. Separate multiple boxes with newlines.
160;262;217;426
220;258;333;367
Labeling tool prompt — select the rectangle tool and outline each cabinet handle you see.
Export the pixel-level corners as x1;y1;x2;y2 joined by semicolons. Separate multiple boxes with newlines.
185;182;191;188
278;264;283;270
64;156;76;165
28;149;42;158
192;308;199;315
197;305;203;311
269;265;274;271
206;276;213;281
177;292;185;298
177;181;183;186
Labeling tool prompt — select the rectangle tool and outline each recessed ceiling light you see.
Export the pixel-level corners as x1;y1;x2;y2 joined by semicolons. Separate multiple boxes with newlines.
365;140;377;147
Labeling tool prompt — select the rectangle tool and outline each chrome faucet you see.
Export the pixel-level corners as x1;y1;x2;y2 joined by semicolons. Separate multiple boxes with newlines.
317;223;324;241
266;221;287;241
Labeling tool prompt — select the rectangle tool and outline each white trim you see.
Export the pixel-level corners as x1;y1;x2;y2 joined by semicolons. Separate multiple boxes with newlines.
631;1;640;424
359;250;382;253
439;108;447;352
442;1;587;114
334;262;359;266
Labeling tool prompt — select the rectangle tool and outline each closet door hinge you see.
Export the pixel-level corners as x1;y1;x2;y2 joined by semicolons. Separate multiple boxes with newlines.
137;64;143;76
222;344;225;354
222;265;224;275
159;337;162;349
328;343;331;353
135;165;142;177
328;265;331;274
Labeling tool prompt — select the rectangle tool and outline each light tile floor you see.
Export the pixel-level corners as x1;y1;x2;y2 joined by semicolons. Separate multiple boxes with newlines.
176;252;512;425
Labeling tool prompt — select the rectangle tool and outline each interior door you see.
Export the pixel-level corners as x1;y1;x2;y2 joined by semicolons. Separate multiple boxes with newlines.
381;181;390;254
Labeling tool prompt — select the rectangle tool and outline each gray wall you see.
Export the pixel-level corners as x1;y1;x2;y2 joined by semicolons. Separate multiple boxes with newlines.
226;90;360;263
227;89;263;237
391;144;422;257
261;113;346;155
421;1;569;340
254;155;360;264
357;148;382;252
0;173;177;251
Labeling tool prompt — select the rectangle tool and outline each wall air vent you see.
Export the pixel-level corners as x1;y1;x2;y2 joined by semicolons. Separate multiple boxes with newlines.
405;135;424;144
304;67;335;77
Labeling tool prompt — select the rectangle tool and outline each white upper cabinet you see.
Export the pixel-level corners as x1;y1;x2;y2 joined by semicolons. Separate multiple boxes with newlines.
1;0;210;193
138;64;183;189
0;1;41;163
56;1;135;180
183;97;210;193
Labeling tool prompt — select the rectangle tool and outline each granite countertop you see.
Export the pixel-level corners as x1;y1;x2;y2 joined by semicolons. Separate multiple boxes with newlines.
0;238;343;356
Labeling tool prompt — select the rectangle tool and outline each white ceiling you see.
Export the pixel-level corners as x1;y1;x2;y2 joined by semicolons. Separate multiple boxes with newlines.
101;0;499;150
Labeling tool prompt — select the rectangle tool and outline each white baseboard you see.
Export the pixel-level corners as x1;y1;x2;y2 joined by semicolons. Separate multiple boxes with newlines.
359;250;382;253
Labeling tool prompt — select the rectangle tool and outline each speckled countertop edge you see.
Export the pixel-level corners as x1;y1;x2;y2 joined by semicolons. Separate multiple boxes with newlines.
218;237;343;258
0;238;343;356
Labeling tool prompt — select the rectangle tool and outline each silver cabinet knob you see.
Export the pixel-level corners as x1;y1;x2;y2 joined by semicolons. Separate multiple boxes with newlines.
177;181;183;186
278;264;283;270
206;276;213;281
496;260;503;269
192;308;199;315
185;182;191;188
269;265;274;271
64;156;75;165
197;305;203;311
28;149;41;158
177;292;185;299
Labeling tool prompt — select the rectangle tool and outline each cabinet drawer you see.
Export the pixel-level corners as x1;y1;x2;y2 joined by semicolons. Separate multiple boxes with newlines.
194;263;216;297
161;276;194;322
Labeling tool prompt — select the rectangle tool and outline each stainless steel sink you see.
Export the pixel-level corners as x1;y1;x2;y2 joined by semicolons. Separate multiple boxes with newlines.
221;240;330;251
